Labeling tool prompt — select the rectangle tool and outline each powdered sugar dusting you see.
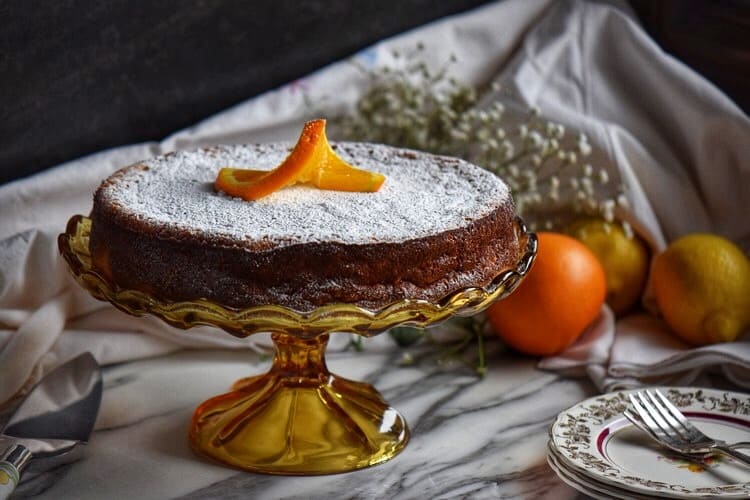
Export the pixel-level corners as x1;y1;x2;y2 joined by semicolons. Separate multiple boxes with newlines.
100;143;511;248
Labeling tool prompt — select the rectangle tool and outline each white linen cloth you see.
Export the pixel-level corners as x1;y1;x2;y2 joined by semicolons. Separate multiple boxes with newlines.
1;0;749;405
511;0;750;391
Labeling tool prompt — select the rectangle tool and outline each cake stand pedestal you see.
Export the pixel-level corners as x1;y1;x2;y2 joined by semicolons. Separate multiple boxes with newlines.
59;215;536;475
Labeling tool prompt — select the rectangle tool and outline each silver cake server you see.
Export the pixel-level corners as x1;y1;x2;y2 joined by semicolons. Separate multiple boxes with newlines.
0;352;102;499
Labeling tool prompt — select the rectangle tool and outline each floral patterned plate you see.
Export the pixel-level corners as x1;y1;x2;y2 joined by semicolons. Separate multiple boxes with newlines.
547;442;651;499
549;387;750;498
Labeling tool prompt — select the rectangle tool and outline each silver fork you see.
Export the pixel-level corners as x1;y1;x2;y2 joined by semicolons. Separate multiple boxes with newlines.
624;407;719;465
624;408;750;457
629;389;750;467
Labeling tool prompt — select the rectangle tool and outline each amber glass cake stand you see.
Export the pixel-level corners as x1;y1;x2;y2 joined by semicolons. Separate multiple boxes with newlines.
59;215;536;475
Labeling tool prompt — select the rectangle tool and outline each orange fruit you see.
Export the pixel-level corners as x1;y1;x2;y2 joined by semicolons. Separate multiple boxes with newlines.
487;232;606;356
215;119;385;200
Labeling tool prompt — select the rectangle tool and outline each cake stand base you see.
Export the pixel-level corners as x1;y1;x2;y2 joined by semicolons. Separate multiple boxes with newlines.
60;214;536;476
189;333;409;475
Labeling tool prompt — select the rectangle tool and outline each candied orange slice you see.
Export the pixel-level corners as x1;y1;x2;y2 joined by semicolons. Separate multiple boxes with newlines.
215;119;385;200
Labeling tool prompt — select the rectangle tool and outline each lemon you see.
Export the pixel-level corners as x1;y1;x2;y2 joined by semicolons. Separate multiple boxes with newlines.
567;218;650;315
652;234;750;346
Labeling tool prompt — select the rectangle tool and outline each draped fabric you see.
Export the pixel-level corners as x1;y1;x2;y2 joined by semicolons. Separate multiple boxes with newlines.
2;0;748;405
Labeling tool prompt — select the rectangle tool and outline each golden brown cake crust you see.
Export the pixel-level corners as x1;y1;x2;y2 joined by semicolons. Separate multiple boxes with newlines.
89;143;519;311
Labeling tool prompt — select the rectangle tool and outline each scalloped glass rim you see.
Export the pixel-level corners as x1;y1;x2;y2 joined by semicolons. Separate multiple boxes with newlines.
58;215;536;337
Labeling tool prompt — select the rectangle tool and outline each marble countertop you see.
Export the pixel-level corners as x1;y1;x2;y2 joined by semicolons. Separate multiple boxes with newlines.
13;336;593;499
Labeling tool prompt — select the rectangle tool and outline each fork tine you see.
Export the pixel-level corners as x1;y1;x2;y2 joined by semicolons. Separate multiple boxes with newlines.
634;392;674;438
645;390;692;441
653;389;706;441
624;407;711;464
625;407;664;444
629;393;673;444
624;407;658;441
628;391;750;466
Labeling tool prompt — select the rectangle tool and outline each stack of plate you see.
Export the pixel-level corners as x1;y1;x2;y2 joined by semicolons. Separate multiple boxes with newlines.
547;387;750;499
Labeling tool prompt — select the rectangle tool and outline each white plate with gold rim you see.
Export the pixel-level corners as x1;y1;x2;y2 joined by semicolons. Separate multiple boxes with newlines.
549;387;750;498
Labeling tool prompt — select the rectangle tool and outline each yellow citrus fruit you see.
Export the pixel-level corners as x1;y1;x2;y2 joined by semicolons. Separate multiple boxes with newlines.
567;218;649;316
651;234;750;346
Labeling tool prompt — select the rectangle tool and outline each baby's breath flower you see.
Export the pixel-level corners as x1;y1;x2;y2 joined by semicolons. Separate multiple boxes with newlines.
502;141;515;160
622;221;634;238
578;137;592;156
451;129;469;141
545;121;557;137
601;199;616;222
398;352;415;366
528;131;544;149
331;43;628;230
598;169;609;184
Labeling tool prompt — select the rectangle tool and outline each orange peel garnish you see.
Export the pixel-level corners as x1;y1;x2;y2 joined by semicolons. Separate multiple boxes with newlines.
215;119;385;200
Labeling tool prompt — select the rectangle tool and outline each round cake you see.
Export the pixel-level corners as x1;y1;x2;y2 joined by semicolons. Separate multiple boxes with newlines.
89;142;520;311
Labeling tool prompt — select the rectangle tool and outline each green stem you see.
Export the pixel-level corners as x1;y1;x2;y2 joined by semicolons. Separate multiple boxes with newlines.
474;320;487;377
350;336;364;352
441;330;473;357
501;146;532;167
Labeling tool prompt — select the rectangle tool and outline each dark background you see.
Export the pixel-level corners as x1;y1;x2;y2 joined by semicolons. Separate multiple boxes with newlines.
2;0;748;185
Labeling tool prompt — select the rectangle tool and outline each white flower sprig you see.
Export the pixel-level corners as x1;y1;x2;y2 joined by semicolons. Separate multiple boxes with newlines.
332;45;629;232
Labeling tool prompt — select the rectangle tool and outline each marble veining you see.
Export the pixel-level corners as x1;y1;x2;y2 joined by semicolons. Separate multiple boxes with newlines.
12;336;593;499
